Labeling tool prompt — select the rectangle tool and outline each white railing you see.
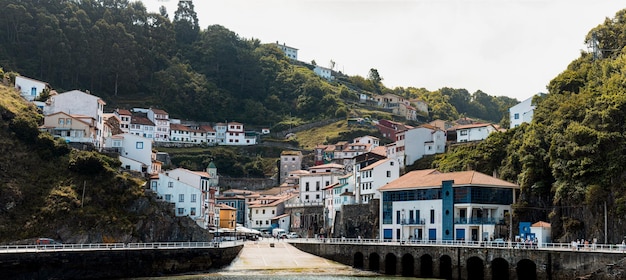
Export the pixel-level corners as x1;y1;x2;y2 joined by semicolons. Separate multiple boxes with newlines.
0;241;240;253
288;238;626;253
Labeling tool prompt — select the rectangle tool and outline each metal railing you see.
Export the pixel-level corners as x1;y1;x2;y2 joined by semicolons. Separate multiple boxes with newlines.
0;241;240;253
287;238;626;253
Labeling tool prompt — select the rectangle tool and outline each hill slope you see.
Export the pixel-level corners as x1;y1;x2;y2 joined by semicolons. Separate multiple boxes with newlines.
0;82;206;244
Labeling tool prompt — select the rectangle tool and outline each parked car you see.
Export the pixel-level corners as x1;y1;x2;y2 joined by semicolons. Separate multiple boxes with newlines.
36;238;61;245
286;232;300;239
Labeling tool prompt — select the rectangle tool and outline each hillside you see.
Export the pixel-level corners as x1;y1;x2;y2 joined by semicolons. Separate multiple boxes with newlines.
426;9;626;243
0;0;515;128
0;80;207;244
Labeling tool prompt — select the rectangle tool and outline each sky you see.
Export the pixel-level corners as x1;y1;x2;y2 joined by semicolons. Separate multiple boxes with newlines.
142;0;626;101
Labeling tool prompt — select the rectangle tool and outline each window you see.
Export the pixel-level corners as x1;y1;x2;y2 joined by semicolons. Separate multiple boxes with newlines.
459;130;468;136
66;118;71;125
390;161;394;166
165;194;171;201
168;182;173;188
387;171;391;177
136;142;144;149
262;209;265;214
316;182;320;190
305;182;310;191
177;208;184;215
272;210;275;214
256;209;258;214
305;195;309;200
179;194;184;202
514;113;519;119
58;119;64;125
191;194;196;202
316;194;320;199
190;208;196;215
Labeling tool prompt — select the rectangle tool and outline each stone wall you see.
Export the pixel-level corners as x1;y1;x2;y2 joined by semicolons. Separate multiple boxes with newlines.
332;199;380;239
220;178;277;191
291;242;626;280
0;245;242;280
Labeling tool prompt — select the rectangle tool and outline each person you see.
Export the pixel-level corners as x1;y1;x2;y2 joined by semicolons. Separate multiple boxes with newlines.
571;240;577;251
621;240;625;252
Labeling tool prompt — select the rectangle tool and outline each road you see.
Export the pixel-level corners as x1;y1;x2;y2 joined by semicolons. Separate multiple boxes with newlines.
221;238;377;276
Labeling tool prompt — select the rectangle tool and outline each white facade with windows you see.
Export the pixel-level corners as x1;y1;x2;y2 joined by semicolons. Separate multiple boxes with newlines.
104;133;152;173
150;172;205;228
15;76;49;101
44;90;106;148
147;108;170;142
299;172;339;204
358;159;399;203
129;115;155;140
274;41;298;60
403;126;446;167
509;95;536;128
455;123;497;143
313;66;333;80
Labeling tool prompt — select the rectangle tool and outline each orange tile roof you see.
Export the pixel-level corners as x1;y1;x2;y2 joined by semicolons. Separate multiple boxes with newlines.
360;158;391;171
379;170;518;191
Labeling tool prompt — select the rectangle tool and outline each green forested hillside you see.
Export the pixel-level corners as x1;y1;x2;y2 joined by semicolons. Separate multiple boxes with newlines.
0;0;515;127
426;9;626;243
0;79;207;243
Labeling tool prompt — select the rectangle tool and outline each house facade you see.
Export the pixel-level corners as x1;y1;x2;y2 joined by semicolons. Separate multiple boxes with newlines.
280;150;303;184
379;170;519;242
509;95;536;128
150;172;206;228
358;158;400;204
147;108;170;142
114;109;132;133
129;115;155;140
104;133;152;174
274;41;298;60
44;90;106;148
41;112;97;145
403;125;447;167
15;76;50;101
217;204;237;229
313;66;333;80
454;123;498;143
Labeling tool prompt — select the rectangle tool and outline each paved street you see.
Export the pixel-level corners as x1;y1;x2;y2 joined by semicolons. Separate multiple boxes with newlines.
222;238;375;276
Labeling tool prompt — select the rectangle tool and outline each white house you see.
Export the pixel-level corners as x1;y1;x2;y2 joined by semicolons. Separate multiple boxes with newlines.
509;95;537;128
202;125;217;145
248;194;292;231
150;172;206;228
299;164;343;204
403;125;447;167
214;123;227;144
104;133;152;174
225;122;246;145
331;174;356;224
379;169;519;242
114;109;132;133
531;221;552;245
358;158;400;204
129;115;155;140
169;123;192;142
313;66;333;80
353;135;380;148
164;163;220;228
454;123;498;143
44;90;106;148
14;76;50;101
274;41;298;60
147;108;170;142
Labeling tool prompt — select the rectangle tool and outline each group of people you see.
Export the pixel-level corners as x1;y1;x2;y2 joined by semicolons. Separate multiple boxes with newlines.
571;238;597;251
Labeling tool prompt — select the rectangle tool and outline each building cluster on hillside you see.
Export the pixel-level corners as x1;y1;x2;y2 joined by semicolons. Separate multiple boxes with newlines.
14;73;545;242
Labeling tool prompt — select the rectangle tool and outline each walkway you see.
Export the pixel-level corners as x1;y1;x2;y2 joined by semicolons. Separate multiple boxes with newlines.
222;238;377;276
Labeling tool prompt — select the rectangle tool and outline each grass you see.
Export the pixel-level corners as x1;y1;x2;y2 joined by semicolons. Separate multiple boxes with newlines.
294;120;352;150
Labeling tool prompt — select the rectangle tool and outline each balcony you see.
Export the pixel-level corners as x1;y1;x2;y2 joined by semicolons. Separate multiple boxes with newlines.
454;217;497;225
399;218;425;225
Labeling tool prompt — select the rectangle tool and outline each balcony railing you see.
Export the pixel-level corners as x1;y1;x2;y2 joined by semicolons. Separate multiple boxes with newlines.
454;217;497;224
399;218;426;225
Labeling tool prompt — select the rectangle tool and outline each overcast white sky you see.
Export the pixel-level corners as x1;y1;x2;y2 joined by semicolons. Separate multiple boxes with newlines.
142;0;625;101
